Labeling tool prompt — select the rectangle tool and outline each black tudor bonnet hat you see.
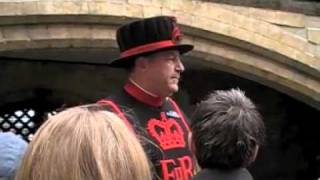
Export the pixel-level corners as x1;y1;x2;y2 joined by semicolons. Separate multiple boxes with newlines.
109;16;194;68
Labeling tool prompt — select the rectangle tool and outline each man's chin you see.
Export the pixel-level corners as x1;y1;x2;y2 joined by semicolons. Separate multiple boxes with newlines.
169;86;179;94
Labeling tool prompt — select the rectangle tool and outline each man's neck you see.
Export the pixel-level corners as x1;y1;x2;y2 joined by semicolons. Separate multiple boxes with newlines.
129;78;159;98
124;78;166;107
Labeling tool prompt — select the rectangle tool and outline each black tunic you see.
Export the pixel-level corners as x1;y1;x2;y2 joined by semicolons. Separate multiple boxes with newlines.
98;81;195;180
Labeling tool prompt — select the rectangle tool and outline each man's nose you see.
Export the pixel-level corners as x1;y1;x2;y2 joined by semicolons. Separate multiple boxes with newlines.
176;58;185;72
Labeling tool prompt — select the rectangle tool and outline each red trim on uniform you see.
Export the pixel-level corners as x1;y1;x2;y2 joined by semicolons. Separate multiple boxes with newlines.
97;99;135;133
124;81;163;107
120;40;176;58
167;97;190;132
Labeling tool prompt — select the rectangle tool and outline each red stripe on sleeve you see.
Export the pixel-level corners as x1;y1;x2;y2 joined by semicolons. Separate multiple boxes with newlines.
97;99;135;134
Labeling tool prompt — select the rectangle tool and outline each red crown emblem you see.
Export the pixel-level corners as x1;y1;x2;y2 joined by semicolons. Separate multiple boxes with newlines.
147;112;185;150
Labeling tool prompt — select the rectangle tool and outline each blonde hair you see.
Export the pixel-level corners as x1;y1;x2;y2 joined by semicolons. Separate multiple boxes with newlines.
15;105;152;180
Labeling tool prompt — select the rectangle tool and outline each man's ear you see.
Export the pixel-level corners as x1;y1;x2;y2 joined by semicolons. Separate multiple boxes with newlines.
135;56;149;71
250;145;260;164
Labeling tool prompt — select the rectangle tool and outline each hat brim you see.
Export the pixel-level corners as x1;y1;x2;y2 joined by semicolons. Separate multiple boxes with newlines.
108;44;193;69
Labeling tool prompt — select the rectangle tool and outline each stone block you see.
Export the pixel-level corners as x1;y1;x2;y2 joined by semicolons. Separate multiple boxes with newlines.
2;26;30;41
37;1;89;15
173;11;193;26
128;0;152;6
305;43;316;57
125;4;143;17
259;24;284;42
229;27;252;43
150;0;164;7
48;25;70;39
0;29;4;43
234;15;261;34
27;25;49;40
142;5;161;17
37;1;64;14
91;25;116;40
272;11;305;28
193;37;210;53
307;28;320;44
191;16;216;34
21;1;38;15
61;1;89;14
280;26;307;39
248;8;305;28
179;0;199;14
306;16;320;28
198;3;233;24
68;25;91;39
0;2;22;15
181;35;194;47
161;8;174;17
48;39;71;48
162;0;185;11
109;0;127;4
226;5;306;28
315;45;320;58
231;6;250;16
0;31;6;51
279;31;308;52
88;2;124;16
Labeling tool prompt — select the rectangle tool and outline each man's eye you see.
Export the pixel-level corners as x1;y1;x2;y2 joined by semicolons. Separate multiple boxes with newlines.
168;56;178;60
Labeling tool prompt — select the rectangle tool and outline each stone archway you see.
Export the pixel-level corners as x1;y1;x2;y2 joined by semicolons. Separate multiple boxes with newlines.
0;0;319;110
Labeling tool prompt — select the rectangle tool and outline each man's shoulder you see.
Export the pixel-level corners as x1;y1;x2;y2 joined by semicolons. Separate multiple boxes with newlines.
191;169;213;180
97;91;139;115
100;90;132;104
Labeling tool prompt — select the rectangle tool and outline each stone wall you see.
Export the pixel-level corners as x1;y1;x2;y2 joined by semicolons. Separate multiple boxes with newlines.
0;0;319;110
199;0;320;16
211;2;320;58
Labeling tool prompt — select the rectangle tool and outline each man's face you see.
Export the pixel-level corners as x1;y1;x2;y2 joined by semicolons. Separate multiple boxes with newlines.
144;50;185;97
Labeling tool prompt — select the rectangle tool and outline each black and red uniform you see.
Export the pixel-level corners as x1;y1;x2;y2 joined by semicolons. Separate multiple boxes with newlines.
98;80;194;180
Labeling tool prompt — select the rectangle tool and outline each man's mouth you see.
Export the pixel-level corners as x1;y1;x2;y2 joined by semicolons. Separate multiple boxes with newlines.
172;76;180;80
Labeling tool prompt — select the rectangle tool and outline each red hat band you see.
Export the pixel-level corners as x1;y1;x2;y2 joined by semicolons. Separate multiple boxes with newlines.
120;40;176;58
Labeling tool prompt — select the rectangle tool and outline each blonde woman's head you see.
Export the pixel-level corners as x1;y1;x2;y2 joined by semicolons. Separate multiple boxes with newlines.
15;104;152;180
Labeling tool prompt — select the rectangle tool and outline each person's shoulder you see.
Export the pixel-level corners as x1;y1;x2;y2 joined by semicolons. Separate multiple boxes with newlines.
191;169;217;180
0;132;27;177
192;168;254;180
0;132;27;149
236;168;254;180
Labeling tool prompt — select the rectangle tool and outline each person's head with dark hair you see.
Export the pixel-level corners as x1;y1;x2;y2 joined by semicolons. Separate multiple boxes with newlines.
191;88;265;180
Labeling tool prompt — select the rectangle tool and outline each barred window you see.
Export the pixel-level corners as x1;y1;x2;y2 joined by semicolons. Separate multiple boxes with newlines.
0;100;73;142
0;108;37;141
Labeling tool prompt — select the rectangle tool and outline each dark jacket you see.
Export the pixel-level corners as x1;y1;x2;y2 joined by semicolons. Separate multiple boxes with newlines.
192;168;253;180
98;81;195;180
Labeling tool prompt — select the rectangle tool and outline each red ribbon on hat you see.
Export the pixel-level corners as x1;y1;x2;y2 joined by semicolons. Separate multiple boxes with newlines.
120;40;176;58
